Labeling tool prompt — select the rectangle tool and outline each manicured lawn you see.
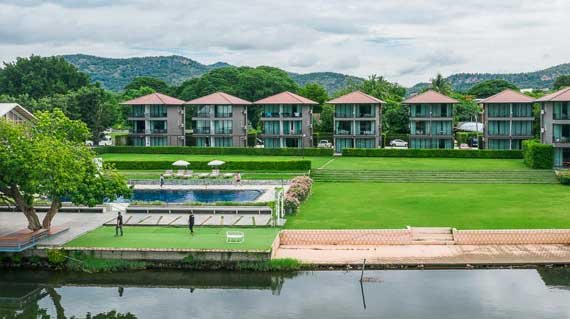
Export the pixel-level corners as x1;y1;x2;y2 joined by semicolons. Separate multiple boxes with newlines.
100;153;331;168
119;170;307;180
286;182;570;229
324;157;529;171
65;226;280;250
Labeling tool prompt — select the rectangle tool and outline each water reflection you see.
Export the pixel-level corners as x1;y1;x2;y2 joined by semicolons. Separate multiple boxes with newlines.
1;269;570;319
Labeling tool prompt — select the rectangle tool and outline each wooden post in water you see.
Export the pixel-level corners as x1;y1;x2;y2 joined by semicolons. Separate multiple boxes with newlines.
360;258;367;282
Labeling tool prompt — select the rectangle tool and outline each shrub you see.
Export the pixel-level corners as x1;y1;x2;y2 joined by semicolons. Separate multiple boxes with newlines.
342;148;522;159
284;176;313;214
557;171;570;185
455;132;479;145
46;249;67;265
106;160;311;171
236;258;302;271
522;140;554;169
95;146;333;157
284;194;300;213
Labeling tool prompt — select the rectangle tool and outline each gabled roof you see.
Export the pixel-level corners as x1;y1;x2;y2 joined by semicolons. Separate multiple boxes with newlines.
481;89;535;104
121;93;185;105
0;103;35;120
327;91;386;104
535;87;570;102
185;92;252;105
254;91;318;105
403;90;458;104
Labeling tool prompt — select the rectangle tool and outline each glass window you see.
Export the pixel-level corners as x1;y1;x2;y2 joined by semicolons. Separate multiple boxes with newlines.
214;120;232;134
355;138;375;148
214;137;232;147
150;105;167;117
488;121;510;136
335;105;353;118
512;103;532;117
554;102;570;120
488;139;510;150
150;136;167;146
335;121;352;135
132;137;145;146
553;124;570;143
263;105;280;118
150;120;167;133
357;104;375;117
196;105;211;117
488;104;510;117
215;105;232;118
195;120;210;134
130;105;145;117
355;121;375;135
284;138;301;148
263;121;280;135
264;138;281;148
196;137;210;147
283;121;302;135
431;121;452;135
511;121;532;136
335;138;354;153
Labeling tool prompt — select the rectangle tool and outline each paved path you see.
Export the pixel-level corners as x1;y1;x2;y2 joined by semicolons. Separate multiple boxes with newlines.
103;213;272;227
275;244;570;265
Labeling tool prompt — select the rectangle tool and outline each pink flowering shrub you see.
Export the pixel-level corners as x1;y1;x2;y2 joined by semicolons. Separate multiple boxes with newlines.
284;176;313;214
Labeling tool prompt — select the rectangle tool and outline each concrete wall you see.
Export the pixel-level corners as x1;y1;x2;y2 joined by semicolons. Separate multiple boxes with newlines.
279;229;413;245
166;105;185;146
231;105;248;147
453;229;570;245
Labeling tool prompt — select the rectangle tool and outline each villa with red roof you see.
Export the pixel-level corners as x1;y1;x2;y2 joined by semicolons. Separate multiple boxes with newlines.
403;90;458;149
328;91;385;152
255;91;317;148
186;92;251;147
536;87;570;167
121;93;186;146
481;89;535;150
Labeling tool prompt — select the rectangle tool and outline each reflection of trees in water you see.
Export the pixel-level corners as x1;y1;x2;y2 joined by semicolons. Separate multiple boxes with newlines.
538;268;570;290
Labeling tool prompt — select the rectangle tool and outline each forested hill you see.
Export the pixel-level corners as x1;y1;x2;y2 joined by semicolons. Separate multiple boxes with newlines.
408;63;570;94
62;54;364;94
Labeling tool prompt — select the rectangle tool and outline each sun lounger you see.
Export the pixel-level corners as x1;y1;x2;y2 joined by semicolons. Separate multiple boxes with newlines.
175;170;185;178
198;173;209;179
210;170;220;178
183;170;194;178
164;170;173;178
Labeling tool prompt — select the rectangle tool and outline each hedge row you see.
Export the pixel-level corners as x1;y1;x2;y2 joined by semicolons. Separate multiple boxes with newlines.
106;160;311;171
342;148;523;159
95;146;333;157
522;140;554;169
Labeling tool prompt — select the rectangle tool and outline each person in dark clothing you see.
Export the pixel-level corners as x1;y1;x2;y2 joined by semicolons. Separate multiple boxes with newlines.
189;213;195;234
160;174;165;188
116;212;123;236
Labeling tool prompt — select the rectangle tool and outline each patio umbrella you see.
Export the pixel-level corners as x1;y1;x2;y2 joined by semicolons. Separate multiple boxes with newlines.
207;160;225;167
172;160;190;167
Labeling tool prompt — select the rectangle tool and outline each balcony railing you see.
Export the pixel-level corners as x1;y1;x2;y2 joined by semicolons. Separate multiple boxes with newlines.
195;112;211;118
149;113;168;118
262;112;281;118
129;129;146;134
356;130;375;135
284;130;302;135
335;113;353;118
129;112;146;118
282;112;302;118
194;128;211;134
357;113;375;118
214;129;233;134
150;129;167;134
554;136;570;143
214;112;232;118
335;129;352;135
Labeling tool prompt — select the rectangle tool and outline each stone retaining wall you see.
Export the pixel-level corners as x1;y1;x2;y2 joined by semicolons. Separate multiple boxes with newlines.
453;229;570;245
279;229;413;246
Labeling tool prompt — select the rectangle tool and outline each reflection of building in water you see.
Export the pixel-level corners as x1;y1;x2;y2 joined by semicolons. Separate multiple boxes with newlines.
538;268;570;290
0;283;46;313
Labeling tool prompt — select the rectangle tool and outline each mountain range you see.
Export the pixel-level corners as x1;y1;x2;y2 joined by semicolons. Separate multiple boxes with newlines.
62;54;570;95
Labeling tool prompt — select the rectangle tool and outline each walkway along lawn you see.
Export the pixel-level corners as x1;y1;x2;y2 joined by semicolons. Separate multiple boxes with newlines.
286;183;570;229
65;227;280;250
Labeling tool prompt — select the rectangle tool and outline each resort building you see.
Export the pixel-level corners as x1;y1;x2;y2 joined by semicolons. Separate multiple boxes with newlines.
122;93;186;146
481;89;535;150
537;87;570;167
403;90;458;149
328;91;385;153
0;103;35;124
255;91;317;148
185;92;250;147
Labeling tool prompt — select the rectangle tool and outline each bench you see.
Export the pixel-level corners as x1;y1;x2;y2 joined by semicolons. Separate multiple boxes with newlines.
226;231;245;244
126;206;272;215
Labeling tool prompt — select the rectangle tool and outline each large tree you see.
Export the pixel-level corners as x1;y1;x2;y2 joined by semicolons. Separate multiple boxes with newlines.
298;83;329;113
429;73;452;95
0;55;90;99
467;79;518;98
124;76;170;94
0;109;131;230
553;75;570;90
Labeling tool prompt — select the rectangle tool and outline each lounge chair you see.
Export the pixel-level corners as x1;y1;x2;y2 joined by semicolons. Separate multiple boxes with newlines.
183;170;194;178
175;170;185;178
164;170;173;178
210;169;220;178
198;172;209;179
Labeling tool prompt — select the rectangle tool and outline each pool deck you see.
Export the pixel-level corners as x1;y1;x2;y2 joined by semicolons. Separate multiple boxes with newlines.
133;184;287;202
274;244;570;265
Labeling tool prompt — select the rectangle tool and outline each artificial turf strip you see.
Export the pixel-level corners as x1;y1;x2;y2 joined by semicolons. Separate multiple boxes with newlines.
65;226;280;250
286;182;570;230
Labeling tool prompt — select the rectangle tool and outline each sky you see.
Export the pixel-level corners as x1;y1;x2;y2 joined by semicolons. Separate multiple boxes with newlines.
0;0;569;86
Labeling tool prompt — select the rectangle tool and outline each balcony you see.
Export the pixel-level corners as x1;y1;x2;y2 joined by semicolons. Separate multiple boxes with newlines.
356;130;375;136
335;129;353;135
150;129;167;134
195;111;211;118
554;136;570;143
214;112;232;118
335;112;353;118
129;112;146;118
357;113;375;118
214;128;233;135
129;128;146;134
282;112;302;118
194;127;211;134
262;112;281;118
149;113;167;118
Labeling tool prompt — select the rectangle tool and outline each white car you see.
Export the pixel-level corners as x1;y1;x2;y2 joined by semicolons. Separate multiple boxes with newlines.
317;140;333;148
389;139;408;148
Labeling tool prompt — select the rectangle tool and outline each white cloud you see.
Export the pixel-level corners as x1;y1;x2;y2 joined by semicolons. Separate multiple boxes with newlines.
0;0;569;86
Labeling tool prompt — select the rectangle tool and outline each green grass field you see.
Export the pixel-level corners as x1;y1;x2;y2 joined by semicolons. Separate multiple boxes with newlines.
323;157;529;171
100;153;332;168
65;226;280;250
286;182;570;229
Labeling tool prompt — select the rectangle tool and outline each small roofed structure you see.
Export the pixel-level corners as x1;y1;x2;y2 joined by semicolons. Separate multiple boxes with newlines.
535;87;570;102
403;90;459;104
256;92;317;148
121;93;186;147
186;92;250;148
329;91;385;153
481;89;535;104
0;103;35;124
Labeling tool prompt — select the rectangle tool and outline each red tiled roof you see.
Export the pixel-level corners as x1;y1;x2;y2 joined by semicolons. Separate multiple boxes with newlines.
254;91;318;105
185;92;252;105
481;89;535;104
403;90;458;104
327;91;386;104
535;87;570;102
121;93;185;105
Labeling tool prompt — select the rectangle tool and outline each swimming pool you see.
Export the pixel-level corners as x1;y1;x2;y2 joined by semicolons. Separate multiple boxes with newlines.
126;189;264;203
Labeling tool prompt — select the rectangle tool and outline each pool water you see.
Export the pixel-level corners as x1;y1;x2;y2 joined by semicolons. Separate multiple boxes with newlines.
128;189;264;203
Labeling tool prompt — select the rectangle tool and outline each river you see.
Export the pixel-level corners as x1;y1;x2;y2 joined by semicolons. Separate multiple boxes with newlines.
1;269;569;318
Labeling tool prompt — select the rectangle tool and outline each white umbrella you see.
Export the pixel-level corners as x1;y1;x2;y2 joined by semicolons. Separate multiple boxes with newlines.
207;160;225;166
172;160;190;167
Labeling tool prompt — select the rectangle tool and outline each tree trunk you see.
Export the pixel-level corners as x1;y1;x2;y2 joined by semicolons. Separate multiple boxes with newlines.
7;185;42;231
46;287;66;319
42;198;61;229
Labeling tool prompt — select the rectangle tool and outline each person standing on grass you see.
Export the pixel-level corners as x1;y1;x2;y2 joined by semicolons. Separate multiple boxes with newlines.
116;212;123;236
160;174;165;188
189;213;195;234
235;172;241;184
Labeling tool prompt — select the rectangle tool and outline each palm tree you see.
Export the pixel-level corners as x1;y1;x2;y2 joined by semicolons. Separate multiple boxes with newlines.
430;73;452;95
